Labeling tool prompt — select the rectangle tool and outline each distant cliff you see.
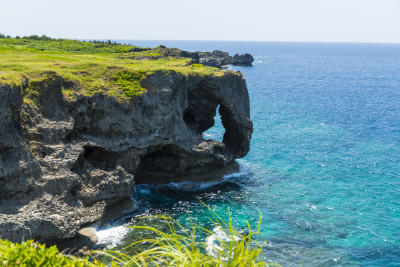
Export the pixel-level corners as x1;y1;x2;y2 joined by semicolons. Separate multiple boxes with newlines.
199;50;254;67
139;46;255;68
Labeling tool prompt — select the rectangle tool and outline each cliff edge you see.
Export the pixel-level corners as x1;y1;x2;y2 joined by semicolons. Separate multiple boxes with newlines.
0;37;253;248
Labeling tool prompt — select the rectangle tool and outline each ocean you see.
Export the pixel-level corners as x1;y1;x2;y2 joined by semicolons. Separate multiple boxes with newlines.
97;41;400;266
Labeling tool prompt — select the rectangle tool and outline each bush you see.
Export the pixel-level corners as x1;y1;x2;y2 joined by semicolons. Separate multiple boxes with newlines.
0;207;279;266
0;239;101;266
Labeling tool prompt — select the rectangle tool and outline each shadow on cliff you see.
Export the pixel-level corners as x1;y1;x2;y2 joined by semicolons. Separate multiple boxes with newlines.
106;161;256;228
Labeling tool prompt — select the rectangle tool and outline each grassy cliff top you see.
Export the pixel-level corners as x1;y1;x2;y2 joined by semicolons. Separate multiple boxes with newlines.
0;35;224;101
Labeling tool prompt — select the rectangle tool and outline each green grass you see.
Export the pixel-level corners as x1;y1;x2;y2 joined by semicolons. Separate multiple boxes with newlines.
0;208;279;266
0;36;226;102
0;35;148;54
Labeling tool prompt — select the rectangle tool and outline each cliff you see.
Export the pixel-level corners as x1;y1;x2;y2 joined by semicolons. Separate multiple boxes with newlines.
0;37;253;248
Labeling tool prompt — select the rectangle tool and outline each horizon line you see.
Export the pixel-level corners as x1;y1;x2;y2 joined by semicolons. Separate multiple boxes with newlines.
79;38;400;45
3;33;400;45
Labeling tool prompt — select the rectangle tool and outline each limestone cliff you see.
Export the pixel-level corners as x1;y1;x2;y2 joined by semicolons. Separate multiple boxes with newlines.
0;70;252;246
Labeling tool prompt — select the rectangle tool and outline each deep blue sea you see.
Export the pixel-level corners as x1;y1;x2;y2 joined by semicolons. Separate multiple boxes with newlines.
98;41;400;266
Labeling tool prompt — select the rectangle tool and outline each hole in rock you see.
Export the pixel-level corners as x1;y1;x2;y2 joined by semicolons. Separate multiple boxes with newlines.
202;105;224;143
183;99;245;156
183;88;247;158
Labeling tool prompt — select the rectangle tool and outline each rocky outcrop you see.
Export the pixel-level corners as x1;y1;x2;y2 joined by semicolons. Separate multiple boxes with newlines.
0;70;252;247
126;47;254;68
232;53;254;66
198;51;254;68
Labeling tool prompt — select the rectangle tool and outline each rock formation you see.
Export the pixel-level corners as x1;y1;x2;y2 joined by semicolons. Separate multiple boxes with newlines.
129;47;254;68
0;70;252;248
198;51;254;68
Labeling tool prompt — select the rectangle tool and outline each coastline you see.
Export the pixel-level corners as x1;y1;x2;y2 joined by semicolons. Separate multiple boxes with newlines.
0;36;253;251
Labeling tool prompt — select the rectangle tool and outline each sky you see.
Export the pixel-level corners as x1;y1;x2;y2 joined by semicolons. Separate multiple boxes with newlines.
1;0;399;43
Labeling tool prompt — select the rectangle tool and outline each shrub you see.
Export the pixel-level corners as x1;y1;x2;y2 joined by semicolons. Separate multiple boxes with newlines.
113;70;146;98
0;239;101;266
0;207;279;266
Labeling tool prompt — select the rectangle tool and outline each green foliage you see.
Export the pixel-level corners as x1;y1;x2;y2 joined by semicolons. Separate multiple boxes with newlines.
0;207;279;267
118;46;150;53
24;86;40;104
22;72;59;105
0;36;226;102
191;63;204;68
0;239;101;266
0;37;146;54
22;35;52;41
113;70;146;97
96;205;280;267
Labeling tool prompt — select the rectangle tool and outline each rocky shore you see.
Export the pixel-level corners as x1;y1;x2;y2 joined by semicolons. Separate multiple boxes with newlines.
0;66;253;250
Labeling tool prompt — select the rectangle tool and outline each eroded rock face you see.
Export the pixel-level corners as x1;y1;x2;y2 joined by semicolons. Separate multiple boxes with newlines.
232;53;254;66
0;70;252;246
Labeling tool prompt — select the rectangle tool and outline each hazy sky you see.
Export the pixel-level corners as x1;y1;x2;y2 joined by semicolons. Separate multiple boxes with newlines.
1;0;399;43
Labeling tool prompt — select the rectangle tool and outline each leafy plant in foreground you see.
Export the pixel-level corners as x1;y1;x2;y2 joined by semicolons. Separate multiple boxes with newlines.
96;204;280;267
0;207;280;266
0;239;101;266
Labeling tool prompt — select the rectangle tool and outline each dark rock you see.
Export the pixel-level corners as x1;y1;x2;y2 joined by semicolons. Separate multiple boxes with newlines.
49;227;98;254
124;47;254;68
0;70;252;246
198;50;254;68
232;53;254;66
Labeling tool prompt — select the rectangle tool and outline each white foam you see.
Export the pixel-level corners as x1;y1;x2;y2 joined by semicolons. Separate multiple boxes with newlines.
161;160;251;191
96;224;130;249
95;161;252;249
206;226;240;258
203;133;215;139
224;160;251;179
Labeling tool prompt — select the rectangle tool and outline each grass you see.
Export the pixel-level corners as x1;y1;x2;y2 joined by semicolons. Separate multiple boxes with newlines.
0;208;279;266
0;35;149;54
95;204;280;267
0;36;225;102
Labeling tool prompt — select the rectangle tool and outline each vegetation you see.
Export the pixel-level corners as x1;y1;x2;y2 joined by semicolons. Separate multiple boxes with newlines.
0;239;101;266
0;208;278;266
0;35;263;265
96;207;278;267
0;35;224;102
0;34;148;54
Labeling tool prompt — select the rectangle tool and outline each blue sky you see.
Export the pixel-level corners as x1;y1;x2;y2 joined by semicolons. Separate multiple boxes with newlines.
1;0;399;43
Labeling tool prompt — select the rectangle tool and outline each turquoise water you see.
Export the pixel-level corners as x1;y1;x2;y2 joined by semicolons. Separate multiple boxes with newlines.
105;41;400;266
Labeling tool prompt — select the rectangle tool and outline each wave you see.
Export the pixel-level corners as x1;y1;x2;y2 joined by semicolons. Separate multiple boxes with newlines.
159;160;252;191
206;226;240;258
96;224;130;249
95;160;252;248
